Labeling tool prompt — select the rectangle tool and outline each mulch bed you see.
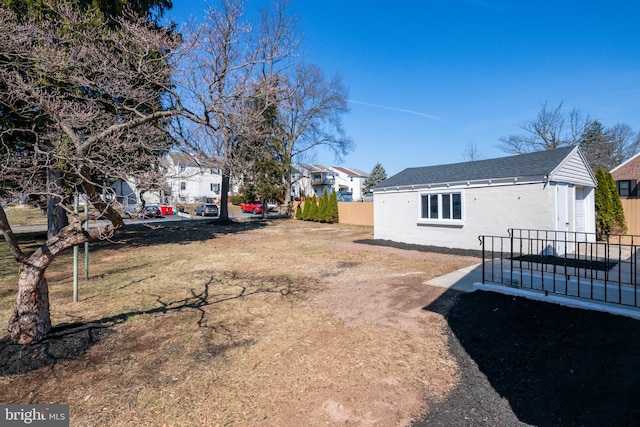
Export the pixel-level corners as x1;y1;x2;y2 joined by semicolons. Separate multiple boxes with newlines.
0;323;113;376
414;290;640;426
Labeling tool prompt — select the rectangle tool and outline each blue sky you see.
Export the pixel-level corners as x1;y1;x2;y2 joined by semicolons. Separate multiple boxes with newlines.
168;0;640;176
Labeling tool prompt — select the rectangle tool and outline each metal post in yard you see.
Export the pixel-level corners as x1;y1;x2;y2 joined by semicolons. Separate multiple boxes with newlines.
480;235;485;284
84;200;89;280
73;194;79;303
510;230;514;287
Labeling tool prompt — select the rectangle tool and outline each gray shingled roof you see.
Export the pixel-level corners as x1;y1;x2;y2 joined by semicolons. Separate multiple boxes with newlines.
166;152;219;168
375;146;576;189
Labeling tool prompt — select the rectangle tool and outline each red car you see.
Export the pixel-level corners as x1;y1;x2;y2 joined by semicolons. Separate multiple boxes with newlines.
240;200;264;214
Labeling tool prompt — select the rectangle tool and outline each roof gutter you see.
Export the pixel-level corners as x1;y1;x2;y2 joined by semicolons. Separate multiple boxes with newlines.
373;175;550;193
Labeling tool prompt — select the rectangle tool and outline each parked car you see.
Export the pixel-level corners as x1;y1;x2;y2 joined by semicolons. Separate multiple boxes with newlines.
266;201;278;212
240;200;264;214
194;203;219;217
138;205;162;218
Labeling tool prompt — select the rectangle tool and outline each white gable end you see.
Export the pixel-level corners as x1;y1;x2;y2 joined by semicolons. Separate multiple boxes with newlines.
549;148;596;187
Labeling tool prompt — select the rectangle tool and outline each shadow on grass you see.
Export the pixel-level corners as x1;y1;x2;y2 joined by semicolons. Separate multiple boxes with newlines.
0;219;277;283
416;290;640;426
93;217;277;249
2;218;281;254
0;269;311;377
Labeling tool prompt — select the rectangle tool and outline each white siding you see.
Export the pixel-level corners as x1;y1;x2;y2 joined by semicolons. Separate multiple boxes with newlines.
551;150;596;187
168;164;222;204
374;183;556;251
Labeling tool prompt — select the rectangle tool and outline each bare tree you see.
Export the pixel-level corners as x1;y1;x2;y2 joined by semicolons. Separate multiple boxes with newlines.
0;4;182;344
462;142;483;161
278;62;353;211
172;0;297;221
605;123;640;169
0;0;173;239
580;121;640;172
498;101;591;154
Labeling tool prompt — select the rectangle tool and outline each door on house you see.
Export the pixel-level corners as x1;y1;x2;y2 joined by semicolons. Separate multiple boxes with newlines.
556;183;571;255
575;186;586;233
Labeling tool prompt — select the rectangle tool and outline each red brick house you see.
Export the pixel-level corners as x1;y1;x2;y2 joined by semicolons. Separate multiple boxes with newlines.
610;153;640;198
611;153;640;236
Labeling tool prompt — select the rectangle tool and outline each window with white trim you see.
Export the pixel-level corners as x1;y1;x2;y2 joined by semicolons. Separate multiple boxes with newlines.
211;183;220;193
419;192;463;223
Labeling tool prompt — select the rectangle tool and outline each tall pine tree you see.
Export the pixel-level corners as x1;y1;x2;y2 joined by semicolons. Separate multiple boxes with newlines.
329;189;339;223
363;163;388;194
595;167;627;237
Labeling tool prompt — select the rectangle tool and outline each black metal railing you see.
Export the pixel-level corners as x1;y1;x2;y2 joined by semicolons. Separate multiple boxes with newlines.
480;229;640;308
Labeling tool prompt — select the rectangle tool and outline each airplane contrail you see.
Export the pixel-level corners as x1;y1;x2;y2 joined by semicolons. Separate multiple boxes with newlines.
348;99;444;121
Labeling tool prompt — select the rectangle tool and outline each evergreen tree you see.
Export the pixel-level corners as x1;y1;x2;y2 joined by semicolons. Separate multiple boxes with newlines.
295;203;302;219
579;120;609;172
595;168;627;237
236;98;286;217
308;194;318;221
329;189;339;223
301;194;311;220
0;0;172;21
363;163;388;194
606;169;627;234
318;189;329;222
595;168;612;237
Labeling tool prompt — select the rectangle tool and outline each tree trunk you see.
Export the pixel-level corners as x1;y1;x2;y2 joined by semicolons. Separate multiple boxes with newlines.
284;163;293;217
46;168;69;239
8;263;51;345
219;173;231;221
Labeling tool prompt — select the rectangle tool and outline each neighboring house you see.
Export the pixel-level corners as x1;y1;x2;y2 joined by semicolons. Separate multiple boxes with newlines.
373;146;597;252
291;164;335;199
610;152;640;236
330;166;369;201
111;152;222;209
163;152;222;205
291;164;369;201
610;152;640;198
111;177;163;209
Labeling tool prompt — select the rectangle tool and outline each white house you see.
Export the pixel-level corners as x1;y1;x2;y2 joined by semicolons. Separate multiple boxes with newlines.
373;146;597;252
290;164;335;199
163;152;222;204
330;166;369;201
291;164;369;201
111;152;222;209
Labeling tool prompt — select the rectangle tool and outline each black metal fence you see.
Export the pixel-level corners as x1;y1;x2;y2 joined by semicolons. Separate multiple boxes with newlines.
480;228;640;307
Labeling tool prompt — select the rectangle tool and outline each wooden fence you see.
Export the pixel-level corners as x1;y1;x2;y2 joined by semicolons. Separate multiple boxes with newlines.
291;201;373;226
621;199;640;236
337;202;373;226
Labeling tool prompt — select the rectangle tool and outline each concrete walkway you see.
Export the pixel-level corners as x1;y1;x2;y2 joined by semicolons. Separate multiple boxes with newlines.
424;262;483;292
425;260;640;321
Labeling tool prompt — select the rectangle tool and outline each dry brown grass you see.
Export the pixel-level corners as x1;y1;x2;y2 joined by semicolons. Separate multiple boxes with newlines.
0;219;480;426
3;205;48;226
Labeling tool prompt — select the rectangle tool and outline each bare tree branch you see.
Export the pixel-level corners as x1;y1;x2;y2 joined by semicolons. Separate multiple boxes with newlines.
498;101;591;154
0;3;183;343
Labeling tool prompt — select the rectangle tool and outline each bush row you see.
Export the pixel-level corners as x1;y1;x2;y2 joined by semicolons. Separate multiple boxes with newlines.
295;190;339;223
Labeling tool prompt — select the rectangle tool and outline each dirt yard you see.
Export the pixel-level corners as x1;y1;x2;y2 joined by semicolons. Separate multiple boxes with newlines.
2;218;640;426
